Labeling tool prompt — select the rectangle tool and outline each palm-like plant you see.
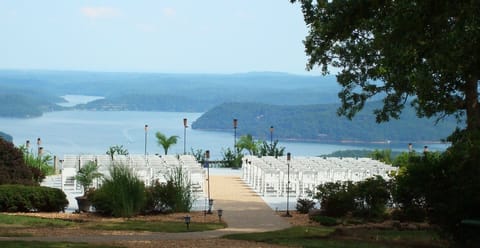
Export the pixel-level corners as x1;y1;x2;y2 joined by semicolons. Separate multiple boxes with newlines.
155;131;179;155
236;134;261;155
260;140;285;158
75;161;102;196
106;145;129;160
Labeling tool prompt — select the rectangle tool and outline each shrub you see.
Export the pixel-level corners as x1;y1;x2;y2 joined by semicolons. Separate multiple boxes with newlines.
0;139;38;186
353;176;390;219
145;167;194;213
0;185;68;212
91;163;145;217
221;147;243;169
296;198;315;214
310;215;338;226
315;181;356;217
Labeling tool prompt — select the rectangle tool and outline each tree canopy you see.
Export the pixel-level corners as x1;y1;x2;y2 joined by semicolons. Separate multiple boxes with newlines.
291;0;479;132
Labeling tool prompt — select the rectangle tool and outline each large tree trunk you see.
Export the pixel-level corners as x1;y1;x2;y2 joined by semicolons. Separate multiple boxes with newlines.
465;77;480;132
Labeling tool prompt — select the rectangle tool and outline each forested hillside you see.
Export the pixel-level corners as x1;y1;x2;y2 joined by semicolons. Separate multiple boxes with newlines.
192;102;459;143
0;70;340;116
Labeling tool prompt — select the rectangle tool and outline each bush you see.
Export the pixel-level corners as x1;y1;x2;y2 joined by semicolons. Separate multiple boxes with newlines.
0;139;39;186
310;215;339;226
91;164;145;217
221;147;243;169
315;181;356;217
296;198;315;214
145;167;194;213
353;176;390;219
0;185;68;212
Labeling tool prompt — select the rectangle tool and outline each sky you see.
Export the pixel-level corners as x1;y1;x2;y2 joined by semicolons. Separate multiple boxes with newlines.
0;0;318;75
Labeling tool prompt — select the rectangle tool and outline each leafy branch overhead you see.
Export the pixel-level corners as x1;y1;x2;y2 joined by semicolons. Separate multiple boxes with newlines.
291;0;479;131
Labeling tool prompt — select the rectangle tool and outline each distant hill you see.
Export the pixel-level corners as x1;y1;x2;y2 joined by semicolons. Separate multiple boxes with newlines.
191;102;460;143
0;131;12;142
0;70;341;116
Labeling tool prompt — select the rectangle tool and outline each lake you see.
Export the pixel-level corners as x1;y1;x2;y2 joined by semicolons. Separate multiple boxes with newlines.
1;110;447;159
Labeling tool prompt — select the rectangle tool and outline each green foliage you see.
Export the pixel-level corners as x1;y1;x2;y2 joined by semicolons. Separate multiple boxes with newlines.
315;177;391;220
190;148;205;164
368;149;392;165
90;164;145;218
0;213;73;227
88;220;224;233
236;134;262;155
353;176;390;219
315;181;356;218
155;132;178;155
390;152;433;222
0;241;119;248
145;167;194;213
296;198;315;214
19;145;54;180
75;161;102;195
259;140;285;158
0;185;68;212
310;215;339;226
105;145;129;160
291;0;479;131
0;139;38;186
422;130;480;245
220;147;243;169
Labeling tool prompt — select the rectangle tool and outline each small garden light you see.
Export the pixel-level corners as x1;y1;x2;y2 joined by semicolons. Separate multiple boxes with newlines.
184;215;191;230
217;209;223;222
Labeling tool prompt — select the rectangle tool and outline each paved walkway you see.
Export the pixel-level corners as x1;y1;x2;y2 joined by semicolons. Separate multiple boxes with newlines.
0;175;291;243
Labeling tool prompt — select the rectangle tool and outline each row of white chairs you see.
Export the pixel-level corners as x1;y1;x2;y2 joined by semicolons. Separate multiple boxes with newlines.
242;156;397;198
60;154;205;196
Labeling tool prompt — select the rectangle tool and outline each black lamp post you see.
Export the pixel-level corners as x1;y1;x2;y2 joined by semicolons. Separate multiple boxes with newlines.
144;124;148;156
270;125;274;145
184;215;191;230
37;138;42;157
285;152;292;217
208;198;214;215
233;118;238;153
205;150;212;214
183;118;188;155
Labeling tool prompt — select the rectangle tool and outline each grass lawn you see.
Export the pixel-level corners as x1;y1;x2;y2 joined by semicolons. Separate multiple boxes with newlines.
0;241;122;248
87;220;224;232
223;226;447;248
0;213;224;234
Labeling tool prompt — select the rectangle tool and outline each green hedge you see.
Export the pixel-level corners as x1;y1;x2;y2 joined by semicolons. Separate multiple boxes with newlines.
0;185;68;212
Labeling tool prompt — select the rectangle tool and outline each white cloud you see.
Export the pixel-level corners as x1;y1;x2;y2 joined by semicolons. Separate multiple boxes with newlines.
81;7;120;19
161;7;176;18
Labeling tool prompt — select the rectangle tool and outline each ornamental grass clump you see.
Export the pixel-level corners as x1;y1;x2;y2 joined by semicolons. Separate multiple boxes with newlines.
91;163;145;218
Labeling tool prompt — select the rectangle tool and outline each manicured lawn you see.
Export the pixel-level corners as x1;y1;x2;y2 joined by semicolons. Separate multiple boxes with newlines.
0;213;224;233
0;241;122;248
0;214;74;228
87;220;224;232
223;226;447;248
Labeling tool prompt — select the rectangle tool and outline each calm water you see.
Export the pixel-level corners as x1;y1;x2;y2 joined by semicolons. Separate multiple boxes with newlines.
1;110;448;159
0;95;448;159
